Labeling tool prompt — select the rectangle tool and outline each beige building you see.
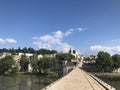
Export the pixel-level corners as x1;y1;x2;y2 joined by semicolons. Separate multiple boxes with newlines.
43;54;56;58
69;48;79;59
0;52;11;59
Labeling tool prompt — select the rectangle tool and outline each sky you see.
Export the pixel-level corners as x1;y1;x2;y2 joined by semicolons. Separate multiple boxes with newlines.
0;0;120;55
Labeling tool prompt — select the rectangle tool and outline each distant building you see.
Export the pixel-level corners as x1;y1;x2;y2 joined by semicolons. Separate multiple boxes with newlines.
69;48;79;59
18;53;33;57
38;54;43;59
43;54;56;58
89;55;97;60
0;52;11;59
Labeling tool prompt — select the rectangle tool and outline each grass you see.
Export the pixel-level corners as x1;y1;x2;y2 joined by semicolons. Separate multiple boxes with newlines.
94;73;120;90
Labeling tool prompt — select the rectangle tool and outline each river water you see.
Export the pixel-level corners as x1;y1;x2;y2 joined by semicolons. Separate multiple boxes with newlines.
0;75;55;90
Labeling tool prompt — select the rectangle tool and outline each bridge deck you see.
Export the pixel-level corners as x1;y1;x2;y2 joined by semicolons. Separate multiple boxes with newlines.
43;67;112;90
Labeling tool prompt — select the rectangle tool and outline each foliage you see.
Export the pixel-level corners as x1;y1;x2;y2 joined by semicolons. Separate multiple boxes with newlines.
0;47;57;55
20;54;29;72
10;66;19;74
56;53;75;62
84;57;91;61
0;56;15;74
95;74;120;90
31;60;38;73
96;51;113;72
37;58;58;76
30;53;39;73
112;54;120;69
37;49;57;55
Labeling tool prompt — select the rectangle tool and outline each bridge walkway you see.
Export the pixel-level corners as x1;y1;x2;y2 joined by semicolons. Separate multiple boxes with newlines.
42;67;116;90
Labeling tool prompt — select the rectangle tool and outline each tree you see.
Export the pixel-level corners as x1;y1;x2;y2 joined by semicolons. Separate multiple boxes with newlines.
51;50;57;54
0;56;15;74
31;54;39;73
22;47;28;53
32;57;58;76
3;48;9;52
9;48;16;55
112;54;120;70
37;49;49;55
96;51;113;72
28;47;35;53
20;54;29;72
83;57;91;63
37;49;57;55
56;53;75;62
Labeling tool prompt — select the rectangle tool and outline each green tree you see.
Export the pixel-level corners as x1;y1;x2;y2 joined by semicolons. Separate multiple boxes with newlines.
36;58;58;76
51;50;57;54
96;51;113;72
0;56;15;74
20;54;29;72
112;54;120;70
9;48;16;55
37;49;50;55
37;49;57;55
31;54;38;73
56;53;75;62
22;47;28;53
28;47;35;53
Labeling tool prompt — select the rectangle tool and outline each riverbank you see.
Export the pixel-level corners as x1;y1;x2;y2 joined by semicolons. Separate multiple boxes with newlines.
93;73;120;90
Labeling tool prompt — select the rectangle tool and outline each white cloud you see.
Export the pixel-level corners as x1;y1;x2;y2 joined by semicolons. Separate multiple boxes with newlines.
33;28;83;52
6;38;16;43
0;38;6;44
64;29;74;36
77;28;86;32
0;38;16;44
90;45;120;55
33;31;70;52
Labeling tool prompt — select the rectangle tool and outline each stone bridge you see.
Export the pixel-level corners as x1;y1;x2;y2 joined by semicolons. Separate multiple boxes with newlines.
42;67;116;90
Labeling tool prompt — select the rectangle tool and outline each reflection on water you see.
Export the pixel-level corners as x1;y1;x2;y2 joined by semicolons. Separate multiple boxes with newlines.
0;75;55;90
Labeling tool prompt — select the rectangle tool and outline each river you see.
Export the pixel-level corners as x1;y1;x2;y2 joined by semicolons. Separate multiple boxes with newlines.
0;75;56;90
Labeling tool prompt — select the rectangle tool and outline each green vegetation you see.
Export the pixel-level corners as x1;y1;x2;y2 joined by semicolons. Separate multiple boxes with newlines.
94;73;120;90
0;47;57;55
20;54;29;72
0;56;15;74
96;51;120;72
37;49;57;55
112;54;120;70
96;51;113;72
56;53;75;62
36;58;58;76
0;48;58;76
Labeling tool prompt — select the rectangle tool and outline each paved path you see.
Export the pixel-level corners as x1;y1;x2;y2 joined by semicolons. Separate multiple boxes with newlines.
43;67;113;90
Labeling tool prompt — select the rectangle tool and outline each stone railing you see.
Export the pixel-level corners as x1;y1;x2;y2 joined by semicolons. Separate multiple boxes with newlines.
87;72;116;90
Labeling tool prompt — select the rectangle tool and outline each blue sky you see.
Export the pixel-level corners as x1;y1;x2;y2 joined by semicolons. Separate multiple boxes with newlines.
0;0;120;55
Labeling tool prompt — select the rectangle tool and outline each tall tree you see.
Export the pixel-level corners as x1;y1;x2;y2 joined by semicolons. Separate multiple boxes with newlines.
20;54;29;72
28;47;35;53
0;56;15;74
36;58;58;76
112;54;120;70
22;47;28;53
96;51;113;72
37;49;57;55
56;53;75;62
31;53;38;73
